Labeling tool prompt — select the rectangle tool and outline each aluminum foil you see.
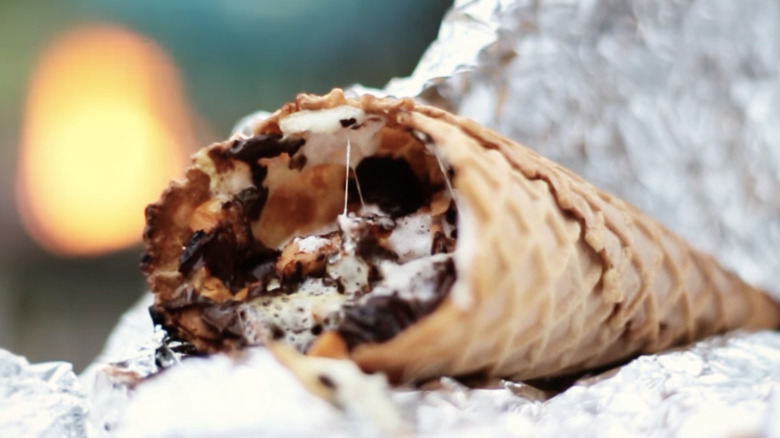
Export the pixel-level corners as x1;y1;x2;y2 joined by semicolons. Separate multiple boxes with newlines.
388;0;780;297
0;349;88;438
77;294;780;438
79;293;159;437
76;294;780;437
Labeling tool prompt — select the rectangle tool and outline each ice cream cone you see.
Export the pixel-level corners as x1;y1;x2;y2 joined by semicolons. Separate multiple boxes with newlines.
340;101;780;382
143;89;780;384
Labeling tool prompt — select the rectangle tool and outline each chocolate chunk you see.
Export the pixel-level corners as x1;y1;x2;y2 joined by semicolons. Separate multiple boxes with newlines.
355;157;426;217
179;210;279;293
142;168;211;276
249;164;269;189
337;259;456;349
239;244;281;287
149;305;167;327
178;228;238;287
221;134;304;195
339;118;357;128
178;230;211;275
178;227;278;293
235;186;268;221
445;200;458;226
270;324;285;340
338;295;432;348
228;134;305;164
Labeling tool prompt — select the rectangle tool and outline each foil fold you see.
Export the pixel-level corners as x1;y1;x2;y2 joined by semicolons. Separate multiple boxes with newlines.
82;299;780;437
0;349;88;438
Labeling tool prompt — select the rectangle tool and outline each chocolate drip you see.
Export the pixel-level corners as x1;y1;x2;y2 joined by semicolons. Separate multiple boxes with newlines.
337;258;456;349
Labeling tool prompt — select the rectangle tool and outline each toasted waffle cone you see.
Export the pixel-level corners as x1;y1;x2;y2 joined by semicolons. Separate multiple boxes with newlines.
342;100;780;382
143;89;780;383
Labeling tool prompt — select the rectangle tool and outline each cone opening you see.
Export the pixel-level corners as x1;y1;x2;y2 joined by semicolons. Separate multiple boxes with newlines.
146;105;462;354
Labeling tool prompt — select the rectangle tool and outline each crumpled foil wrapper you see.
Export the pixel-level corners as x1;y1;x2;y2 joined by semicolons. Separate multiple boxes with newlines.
82;298;780;437
11;0;780;436
388;0;780;297
0;349;87;438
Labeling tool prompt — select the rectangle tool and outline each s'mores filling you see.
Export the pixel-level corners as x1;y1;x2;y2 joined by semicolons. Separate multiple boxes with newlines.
143;104;461;354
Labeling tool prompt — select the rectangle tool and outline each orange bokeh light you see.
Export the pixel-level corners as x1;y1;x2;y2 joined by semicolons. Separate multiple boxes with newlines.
16;24;193;256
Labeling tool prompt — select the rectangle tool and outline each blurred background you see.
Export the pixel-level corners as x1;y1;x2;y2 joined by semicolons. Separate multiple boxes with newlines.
0;0;452;372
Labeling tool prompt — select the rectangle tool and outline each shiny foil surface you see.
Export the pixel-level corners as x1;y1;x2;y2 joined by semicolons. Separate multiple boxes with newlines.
76;290;780;437
390;0;780;297
0;349;87;438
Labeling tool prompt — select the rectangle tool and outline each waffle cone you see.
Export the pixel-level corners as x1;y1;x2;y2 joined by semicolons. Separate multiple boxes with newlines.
328;94;780;382
143;89;780;384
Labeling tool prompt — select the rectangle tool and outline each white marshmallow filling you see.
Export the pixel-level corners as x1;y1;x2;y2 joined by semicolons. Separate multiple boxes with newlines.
179;106;465;353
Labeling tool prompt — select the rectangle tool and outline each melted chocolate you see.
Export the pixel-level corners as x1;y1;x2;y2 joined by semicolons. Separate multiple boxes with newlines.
337;258;456;349
228;134;305;163
178;230;212;275
356;234;399;264
445;200;457;226
178;227;279;293
149;305;167;327
238;243;282;288
235;186;268;221
355;157;426;217
208;133;302;191
249;163;269;189
270;324;285;340
178;228;238;287
340;118;357;128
